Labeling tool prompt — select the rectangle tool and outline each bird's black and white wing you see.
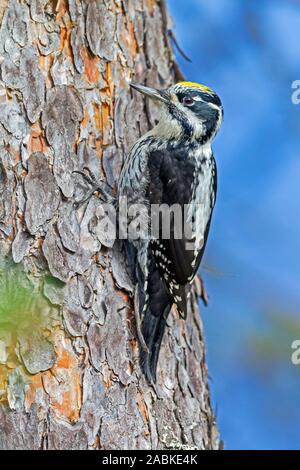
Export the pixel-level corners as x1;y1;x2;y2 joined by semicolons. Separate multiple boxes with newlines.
148;147;217;316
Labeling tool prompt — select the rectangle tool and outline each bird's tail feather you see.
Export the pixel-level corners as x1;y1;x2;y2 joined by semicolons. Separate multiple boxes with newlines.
139;255;171;383
140;303;171;383
125;241;172;382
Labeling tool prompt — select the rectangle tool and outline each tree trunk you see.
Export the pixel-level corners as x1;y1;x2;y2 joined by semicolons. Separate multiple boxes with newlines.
0;0;219;450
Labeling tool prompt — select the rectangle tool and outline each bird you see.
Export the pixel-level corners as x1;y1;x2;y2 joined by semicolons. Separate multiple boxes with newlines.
118;81;223;383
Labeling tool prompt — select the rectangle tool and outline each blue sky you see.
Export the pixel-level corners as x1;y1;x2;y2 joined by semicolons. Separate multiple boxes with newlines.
168;0;300;450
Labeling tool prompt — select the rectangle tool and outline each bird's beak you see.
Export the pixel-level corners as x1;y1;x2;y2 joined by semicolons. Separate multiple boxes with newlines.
130;83;169;104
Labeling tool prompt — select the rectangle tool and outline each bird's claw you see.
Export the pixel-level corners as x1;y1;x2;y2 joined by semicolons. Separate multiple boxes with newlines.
73;168;115;207
195;274;209;306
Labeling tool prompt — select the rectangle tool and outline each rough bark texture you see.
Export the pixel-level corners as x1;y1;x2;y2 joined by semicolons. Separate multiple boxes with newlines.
0;0;219;450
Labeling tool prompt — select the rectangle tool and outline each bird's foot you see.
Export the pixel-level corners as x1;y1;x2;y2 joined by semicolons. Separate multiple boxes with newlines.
73;167;115;208
194;274;209;306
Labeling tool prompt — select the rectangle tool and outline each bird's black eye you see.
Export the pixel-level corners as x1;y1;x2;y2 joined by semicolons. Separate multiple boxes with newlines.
182;96;194;107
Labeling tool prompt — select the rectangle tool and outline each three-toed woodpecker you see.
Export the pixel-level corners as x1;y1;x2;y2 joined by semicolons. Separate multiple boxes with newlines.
119;81;223;383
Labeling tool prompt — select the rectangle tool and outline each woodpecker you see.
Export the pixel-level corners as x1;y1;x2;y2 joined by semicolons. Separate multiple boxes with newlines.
118;81;223;383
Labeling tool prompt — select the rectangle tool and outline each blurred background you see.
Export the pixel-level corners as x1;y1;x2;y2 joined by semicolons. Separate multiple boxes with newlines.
168;0;300;450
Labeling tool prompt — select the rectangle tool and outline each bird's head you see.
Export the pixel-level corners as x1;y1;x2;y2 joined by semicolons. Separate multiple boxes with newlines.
130;81;223;144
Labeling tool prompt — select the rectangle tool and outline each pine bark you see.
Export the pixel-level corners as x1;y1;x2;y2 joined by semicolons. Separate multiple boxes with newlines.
0;0;219;450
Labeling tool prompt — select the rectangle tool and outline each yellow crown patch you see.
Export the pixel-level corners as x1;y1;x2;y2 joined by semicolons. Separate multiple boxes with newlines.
177;81;212;92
